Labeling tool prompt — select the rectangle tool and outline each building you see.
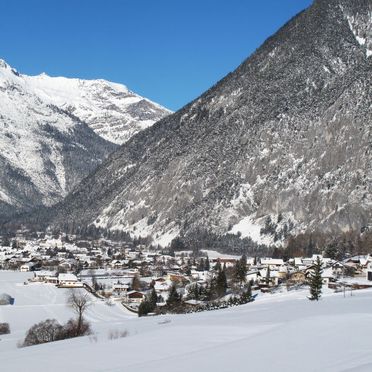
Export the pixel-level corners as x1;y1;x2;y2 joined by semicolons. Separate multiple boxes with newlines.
20;262;35;272
58;273;83;287
126;290;145;303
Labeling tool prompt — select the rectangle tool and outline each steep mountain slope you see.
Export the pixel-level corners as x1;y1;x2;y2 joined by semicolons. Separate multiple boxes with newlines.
26;73;171;144
0;60;117;218
47;0;371;246
0;60;170;220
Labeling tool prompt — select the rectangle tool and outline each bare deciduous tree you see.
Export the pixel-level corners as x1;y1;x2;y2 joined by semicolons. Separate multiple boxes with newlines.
66;289;91;336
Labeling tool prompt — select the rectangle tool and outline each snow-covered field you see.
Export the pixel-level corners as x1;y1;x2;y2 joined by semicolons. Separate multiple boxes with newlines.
0;271;134;351
1;271;372;372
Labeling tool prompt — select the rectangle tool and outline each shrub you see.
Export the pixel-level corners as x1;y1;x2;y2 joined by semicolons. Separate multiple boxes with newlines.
108;329;128;340
0;322;10;335
21;317;92;347
22;319;63;347
59;318;92;339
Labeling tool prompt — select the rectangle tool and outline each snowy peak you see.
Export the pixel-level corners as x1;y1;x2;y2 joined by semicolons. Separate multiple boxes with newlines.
0;61;171;144
0;58;170;219
26;71;171;145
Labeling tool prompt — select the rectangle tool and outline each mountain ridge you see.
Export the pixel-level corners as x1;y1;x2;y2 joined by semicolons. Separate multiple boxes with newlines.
0;59;169;219
0;60;171;144
12;0;372;247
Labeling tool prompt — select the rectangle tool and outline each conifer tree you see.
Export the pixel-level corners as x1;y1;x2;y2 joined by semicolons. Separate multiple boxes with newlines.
266;266;271;285
138;300;153;317
241;281;253;303
205;256;210;271
149;288;157;309
166;284;181;307
216;267;227;298
197;258;205;271
131;274;141;291
234;255;247;287
214;259;221;272
308;256;323;301
246;280;252;298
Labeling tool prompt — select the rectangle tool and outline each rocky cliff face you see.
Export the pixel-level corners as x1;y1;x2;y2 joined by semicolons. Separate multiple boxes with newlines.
46;0;372;246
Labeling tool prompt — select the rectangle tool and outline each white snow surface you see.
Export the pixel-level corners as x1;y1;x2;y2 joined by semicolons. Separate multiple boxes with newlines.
1;270;372;372
229;215;264;241
201;250;241;260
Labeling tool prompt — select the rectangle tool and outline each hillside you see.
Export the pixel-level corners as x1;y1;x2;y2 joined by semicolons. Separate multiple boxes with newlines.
44;0;371;246
1;271;372;372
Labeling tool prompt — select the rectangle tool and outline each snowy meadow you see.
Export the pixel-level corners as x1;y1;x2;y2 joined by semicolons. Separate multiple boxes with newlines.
1;270;371;372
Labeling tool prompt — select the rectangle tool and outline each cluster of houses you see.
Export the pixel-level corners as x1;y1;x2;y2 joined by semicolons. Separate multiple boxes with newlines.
1;232;372;309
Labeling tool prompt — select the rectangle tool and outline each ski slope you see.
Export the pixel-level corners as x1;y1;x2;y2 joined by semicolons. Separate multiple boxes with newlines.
1;271;372;371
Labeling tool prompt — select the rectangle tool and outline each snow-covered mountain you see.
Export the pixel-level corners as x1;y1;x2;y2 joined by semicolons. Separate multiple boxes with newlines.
21;0;372;246
0;60;117;218
0;60;170;220
25;72;171;145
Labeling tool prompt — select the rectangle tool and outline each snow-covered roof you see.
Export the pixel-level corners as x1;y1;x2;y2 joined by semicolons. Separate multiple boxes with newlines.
261;258;284;266
58;273;78;282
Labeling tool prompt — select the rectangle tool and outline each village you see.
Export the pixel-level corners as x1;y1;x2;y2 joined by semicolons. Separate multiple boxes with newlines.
1;230;372;315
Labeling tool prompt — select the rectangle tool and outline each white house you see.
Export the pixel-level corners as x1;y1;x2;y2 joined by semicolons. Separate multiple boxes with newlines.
20;262;35;272
126;290;145;303
260;258;284;268
58;273;82;287
112;283;129;295
33;271;57;283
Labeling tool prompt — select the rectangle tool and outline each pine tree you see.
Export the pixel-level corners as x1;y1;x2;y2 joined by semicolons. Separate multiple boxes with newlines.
216;267;227;298
131;274;141;291
197;258;205;271
266;266;271;285
204;256;210;271
214;259;221;272
308;256;323;301
241;281;253;303
246;281;252;298
187;283;200;300
166;284;181;307
149;288;157;309
234;255;247;287
138;300;152;317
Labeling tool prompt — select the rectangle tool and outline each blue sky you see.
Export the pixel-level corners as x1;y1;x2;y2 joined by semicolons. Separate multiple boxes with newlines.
0;0;312;111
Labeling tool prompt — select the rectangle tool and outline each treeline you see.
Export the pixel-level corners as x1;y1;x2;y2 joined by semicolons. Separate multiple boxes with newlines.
170;229;273;257
60;223;133;242
272;230;372;260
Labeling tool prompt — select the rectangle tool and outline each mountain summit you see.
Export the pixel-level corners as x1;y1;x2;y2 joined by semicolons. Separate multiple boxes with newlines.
38;0;372;245
0;60;169;219
25;72;171;145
